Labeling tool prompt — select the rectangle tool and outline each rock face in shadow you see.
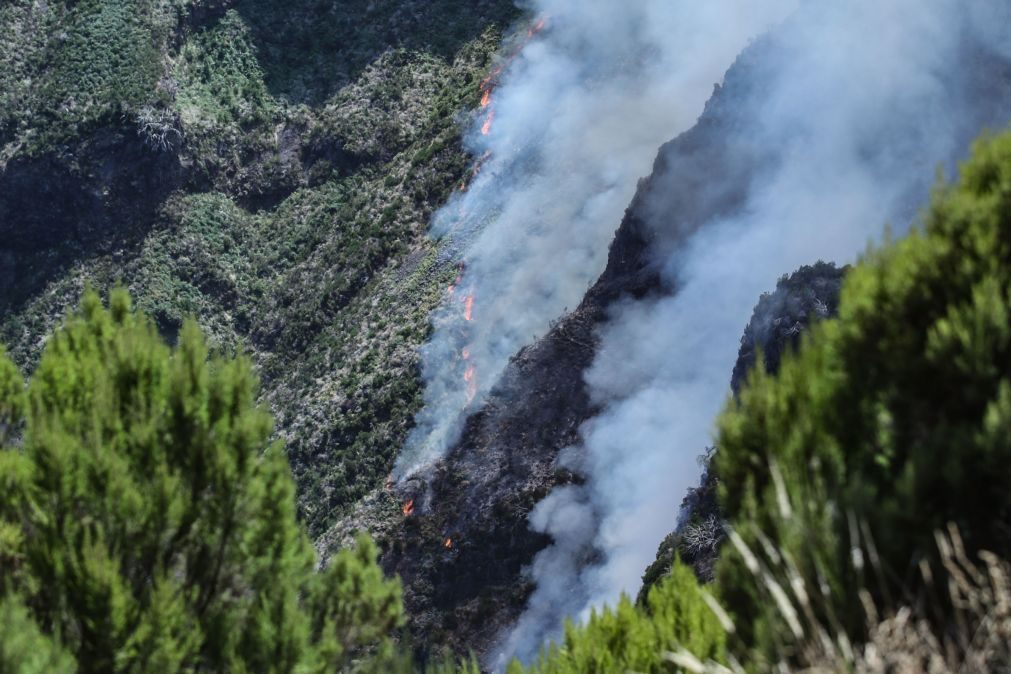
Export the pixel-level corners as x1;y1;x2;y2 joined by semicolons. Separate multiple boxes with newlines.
0;125;183;248
639;261;846;599
0;123;184;313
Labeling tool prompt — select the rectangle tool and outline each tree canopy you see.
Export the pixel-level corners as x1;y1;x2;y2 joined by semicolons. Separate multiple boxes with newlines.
715;129;1011;655
0;289;402;672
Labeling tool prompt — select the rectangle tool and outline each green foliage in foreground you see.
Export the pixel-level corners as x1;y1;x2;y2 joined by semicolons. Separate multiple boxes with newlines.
506;561;726;674
715;129;1011;655
0;289;402;672
506;129;1011;674
0;597;75;674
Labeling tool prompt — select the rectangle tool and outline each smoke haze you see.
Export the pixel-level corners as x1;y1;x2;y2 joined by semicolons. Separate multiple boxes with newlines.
495;0;1011;665
393;0;797;479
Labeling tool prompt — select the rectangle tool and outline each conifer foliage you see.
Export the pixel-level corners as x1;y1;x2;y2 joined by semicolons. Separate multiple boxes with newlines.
0;289;403;672
509;561;726;674
715;129;1011;654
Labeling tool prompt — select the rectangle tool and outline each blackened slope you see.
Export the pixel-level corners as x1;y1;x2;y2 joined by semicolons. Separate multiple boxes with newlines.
639;262;846;597
731;262;847;395
379;41;779;660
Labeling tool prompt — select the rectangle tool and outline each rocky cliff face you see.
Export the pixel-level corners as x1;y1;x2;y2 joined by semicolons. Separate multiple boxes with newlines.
639;262;846;598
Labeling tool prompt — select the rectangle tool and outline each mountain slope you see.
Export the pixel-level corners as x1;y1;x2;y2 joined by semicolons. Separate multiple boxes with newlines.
0;0;519;537
363;14;1011;663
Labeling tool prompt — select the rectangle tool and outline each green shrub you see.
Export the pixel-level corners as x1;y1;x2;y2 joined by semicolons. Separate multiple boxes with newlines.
0;288;403;672
510;560;727;674
0;597;76;674
714;129;1011;656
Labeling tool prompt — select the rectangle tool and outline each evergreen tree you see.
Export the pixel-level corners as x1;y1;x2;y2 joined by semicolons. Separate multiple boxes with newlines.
0;289;403;672
715;129;1011;656
0;597;75;674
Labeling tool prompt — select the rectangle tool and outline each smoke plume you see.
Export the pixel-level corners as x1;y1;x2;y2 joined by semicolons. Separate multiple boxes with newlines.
496;0;1011;665
393;0;797;479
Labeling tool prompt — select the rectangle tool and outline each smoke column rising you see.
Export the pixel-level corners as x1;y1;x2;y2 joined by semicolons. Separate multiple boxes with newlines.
497;0;1011;665
393;0;798;479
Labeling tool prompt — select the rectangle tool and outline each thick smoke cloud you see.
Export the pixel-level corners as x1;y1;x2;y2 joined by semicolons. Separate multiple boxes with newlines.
497;0;1011;666
393;0;797;479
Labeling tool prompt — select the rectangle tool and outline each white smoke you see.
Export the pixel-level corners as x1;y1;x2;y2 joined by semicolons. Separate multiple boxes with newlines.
497;0;1011;666
393;0;798;479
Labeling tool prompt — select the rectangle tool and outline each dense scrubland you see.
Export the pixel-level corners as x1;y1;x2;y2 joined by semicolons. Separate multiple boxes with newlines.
0;0;519;540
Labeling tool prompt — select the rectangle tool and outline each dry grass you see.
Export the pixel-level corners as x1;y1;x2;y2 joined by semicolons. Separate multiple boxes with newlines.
667;524;1011;674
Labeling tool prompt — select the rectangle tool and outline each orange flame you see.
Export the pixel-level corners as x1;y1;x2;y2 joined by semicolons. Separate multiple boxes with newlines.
481;110;495;136
480;66;504;93
444;538;453;549
402;499;415;516
528;17;547;37
464;295;475;321
481;89;492;108
464;365;477;401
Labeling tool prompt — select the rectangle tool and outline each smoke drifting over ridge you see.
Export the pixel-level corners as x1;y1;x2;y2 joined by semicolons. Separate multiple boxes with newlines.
497;0;1011;665
393;0;797;479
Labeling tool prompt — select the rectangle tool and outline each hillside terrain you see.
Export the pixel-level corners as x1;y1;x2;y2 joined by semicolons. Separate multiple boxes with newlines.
0;0;518;538
4;1;1011;671
358;14;1011;665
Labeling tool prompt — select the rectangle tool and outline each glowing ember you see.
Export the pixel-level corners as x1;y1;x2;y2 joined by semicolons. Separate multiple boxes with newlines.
481;89;492;108
481;110;494;136
480;66;504;92
464;365;477;401
444;538;453;549
464;295;475;321
402;499;415;516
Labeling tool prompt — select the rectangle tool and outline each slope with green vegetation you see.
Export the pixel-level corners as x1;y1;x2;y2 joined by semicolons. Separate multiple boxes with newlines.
0;0;519;538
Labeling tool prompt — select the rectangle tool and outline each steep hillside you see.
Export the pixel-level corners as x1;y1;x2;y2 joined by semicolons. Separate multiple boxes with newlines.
0;0;519;536
639;261;847;597
362;44;771;660
356;16;1011;664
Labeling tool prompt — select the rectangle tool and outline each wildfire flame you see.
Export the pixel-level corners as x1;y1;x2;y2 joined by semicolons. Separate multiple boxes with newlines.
475;17;547;139
464;294;475;321
444;538;453;549
464;365;477;401
480;66;504;93
402;499;415;516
